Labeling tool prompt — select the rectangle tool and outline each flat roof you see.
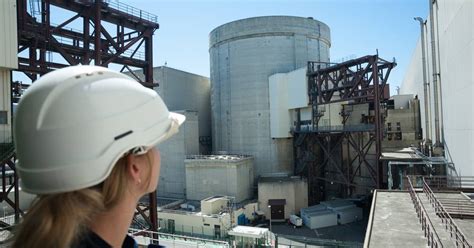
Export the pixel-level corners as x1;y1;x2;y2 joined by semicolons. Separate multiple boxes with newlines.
303;209;336;217
321;199;356;209
259;175;306;183
365;191;427;247
365;190;474;247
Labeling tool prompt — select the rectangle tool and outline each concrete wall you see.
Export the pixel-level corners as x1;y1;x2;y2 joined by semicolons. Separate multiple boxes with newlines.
210;16;331;177
0;0;18;70
0;0;17;145
127;67;211;154
257;177;308;220
0;71;11;144
269;67;308;138
157;111;199;199
185;156;254;202
268;73;290;138
400;0;473;176
201;197;229;215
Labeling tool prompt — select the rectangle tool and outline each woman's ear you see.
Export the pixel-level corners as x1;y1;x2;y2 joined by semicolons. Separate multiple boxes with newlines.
126;154;142;185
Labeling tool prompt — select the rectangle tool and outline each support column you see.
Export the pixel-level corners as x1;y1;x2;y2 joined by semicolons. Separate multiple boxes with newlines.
144;29;154;85
94;0;101;66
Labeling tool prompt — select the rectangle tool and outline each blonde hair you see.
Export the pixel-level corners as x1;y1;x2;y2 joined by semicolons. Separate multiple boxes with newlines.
10;155;132;248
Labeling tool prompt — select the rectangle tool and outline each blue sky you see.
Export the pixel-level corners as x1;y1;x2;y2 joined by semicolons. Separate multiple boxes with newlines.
17;0;428;95
137;0;428;94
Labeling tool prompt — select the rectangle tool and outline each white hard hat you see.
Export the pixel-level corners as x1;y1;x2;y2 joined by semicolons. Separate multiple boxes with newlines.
14;65;185;194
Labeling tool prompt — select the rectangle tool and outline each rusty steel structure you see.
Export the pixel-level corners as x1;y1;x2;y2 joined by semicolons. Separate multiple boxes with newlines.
16;0;158;85
0;149;21;228
293;55;396;204
0;0;160;231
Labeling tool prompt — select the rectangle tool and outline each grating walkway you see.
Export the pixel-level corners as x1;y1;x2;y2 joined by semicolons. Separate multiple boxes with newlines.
417;192;456;247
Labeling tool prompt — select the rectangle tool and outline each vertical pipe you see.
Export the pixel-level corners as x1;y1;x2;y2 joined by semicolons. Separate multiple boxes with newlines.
372;55;381;188
94;0;101;66
434;1;445;145
415;17;431;142
428;0;440;145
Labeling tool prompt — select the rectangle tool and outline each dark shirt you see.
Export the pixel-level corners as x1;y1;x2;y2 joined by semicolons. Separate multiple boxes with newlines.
73;231;136;248
73;231;165;248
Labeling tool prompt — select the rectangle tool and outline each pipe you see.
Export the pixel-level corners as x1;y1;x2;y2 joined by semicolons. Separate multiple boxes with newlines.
434;1;445;144
428;0;441;146
414;17;431;142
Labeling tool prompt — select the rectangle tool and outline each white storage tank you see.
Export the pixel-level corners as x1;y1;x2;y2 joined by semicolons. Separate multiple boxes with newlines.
209;16;331;177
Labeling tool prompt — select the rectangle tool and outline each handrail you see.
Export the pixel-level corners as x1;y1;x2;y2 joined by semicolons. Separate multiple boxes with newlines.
103;0;158;24
409;175;474;191
363;190;378;248
422;177;472;248
128;227;230;247
407;176;443;248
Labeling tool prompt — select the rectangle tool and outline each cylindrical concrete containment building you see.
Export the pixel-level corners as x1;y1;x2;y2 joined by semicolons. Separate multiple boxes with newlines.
209;16;331;177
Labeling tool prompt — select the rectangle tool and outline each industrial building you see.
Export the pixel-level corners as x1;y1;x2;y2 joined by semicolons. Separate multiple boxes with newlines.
400;0;473;177
210;16;331;177
157;110;199;199
258;175;308;221
0;0;472;247
365;0;474;247
125;66;213;199
127;66;212;154
157;196;233;239
185;154;254;202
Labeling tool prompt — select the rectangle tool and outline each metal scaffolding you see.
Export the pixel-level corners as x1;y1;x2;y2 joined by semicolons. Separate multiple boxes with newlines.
0;0;160;231
16;0;158;86
293;55;396;204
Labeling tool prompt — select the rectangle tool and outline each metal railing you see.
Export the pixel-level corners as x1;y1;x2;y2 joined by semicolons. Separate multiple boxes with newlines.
185;154;253;161
407;176;443;248
422;178;472;248
292;124;375;133
424;176;474;191
103;0;158;23
128;228;230;248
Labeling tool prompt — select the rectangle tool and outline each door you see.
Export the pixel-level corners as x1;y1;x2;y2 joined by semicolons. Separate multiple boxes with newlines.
168;219;175;233
214;225;221;239
271;204;284;220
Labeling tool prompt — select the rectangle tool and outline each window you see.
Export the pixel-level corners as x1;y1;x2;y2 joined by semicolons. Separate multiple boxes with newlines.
0;111;7;124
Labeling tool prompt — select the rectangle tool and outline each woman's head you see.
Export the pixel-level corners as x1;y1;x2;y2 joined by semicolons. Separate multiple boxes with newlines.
102;147;161;208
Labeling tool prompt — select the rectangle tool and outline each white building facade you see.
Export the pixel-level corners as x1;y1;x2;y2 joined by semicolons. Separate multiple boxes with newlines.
400;0;473;176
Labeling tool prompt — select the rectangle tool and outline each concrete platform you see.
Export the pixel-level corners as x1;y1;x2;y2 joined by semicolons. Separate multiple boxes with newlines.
364;191;427;247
